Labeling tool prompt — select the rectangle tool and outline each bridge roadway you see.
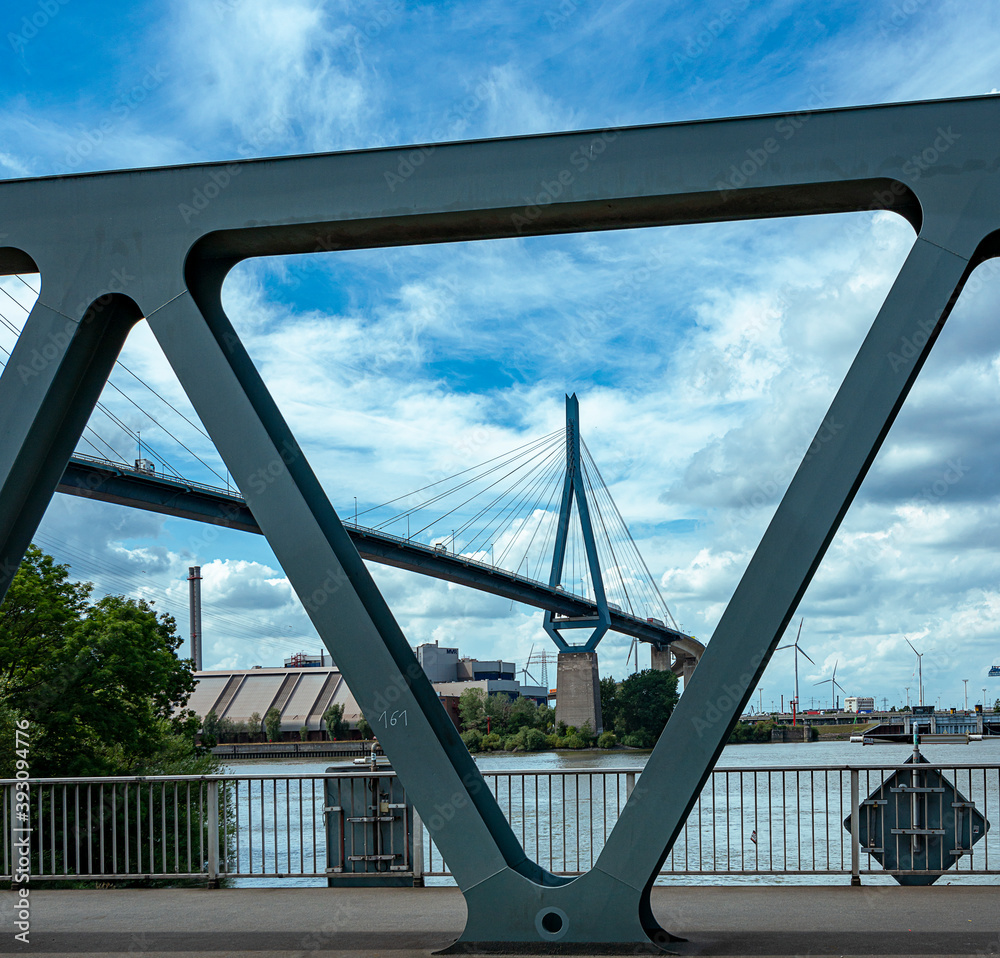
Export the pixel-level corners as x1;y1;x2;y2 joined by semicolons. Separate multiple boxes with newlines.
57;454;704;658
14;884;998;956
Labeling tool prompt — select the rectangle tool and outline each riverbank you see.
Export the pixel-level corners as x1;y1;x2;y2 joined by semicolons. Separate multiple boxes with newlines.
210;741;367;760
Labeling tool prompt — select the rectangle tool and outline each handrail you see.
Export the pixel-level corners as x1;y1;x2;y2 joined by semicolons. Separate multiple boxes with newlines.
6;759;1000;786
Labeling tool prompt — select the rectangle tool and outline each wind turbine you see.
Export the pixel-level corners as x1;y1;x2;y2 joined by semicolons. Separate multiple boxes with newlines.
814;660;846;711
625;637;639;675
519;644;540;686
905;636;927;707
776;618;814;719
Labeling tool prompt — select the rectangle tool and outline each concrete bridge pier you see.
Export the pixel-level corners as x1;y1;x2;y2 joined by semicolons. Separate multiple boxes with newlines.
555;651;603;734
651;646;697;691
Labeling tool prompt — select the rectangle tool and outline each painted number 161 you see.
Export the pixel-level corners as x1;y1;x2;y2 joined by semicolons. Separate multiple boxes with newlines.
378;710;407;728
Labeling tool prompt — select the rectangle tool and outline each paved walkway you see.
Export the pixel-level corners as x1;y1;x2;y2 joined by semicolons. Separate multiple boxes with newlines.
4;884;999;957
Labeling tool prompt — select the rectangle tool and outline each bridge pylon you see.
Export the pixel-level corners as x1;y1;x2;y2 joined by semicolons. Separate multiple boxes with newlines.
545;394;609;733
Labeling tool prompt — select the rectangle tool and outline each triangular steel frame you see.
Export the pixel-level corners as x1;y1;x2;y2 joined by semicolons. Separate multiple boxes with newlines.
2;96;999;951
543;393;611;652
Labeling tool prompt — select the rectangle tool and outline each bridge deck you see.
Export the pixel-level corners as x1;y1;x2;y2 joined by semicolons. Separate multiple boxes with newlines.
20;884;999;956
57;454;703;656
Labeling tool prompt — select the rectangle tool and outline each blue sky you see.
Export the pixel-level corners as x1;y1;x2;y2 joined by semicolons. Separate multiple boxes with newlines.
2;0;1000;712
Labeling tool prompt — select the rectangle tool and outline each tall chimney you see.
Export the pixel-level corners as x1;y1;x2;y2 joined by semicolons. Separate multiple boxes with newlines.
188;566;203;671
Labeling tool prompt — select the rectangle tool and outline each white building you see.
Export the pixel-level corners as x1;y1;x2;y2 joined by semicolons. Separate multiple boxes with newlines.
844;696;875;713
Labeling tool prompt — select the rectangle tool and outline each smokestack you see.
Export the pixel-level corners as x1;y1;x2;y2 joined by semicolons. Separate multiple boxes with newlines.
188;566;203;671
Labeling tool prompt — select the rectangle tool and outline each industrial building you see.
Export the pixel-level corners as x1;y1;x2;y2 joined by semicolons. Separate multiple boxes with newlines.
184;640;547;740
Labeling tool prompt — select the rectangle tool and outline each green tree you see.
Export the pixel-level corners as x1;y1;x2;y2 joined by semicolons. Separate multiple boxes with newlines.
0;547;200;777
0;547;225;887
458;687;486;732
615;669;679;746
535;703;555;733
507;695;538;731
201;709;221;748
299;725;309;741
248;710;263;742
599;676;619;731
484;692;513;734
264;706;282;742
323;702;346;740
216;717;237;743
357;715;372;740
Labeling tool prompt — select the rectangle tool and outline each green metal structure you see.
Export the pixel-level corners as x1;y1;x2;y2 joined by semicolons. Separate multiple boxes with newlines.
2;95;999;949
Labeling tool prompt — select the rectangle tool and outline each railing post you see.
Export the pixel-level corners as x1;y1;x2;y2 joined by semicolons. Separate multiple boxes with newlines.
849;768;861;886
7;783;16;890
625;772;635;801
206;780;219;889
411;807;424;887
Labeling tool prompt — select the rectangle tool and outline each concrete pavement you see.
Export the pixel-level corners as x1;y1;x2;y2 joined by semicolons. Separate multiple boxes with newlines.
3;884;999;957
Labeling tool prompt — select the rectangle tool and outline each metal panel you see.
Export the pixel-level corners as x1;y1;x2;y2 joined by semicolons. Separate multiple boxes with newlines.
280;672;328;731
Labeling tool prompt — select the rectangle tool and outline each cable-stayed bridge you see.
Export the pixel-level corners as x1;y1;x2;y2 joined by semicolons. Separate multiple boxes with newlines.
55;407;703;669
0;272;701;693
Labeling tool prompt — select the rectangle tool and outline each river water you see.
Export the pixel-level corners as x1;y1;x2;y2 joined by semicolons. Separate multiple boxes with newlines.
221;738;1000;887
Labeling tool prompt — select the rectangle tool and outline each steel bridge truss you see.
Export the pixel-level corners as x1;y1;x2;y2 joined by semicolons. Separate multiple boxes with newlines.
2;96;999;950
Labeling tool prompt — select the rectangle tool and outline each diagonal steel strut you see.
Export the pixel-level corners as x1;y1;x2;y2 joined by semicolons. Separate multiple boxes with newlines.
1;96;999;949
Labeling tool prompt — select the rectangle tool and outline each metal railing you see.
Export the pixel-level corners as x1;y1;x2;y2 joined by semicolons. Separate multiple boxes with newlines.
4;762;998;883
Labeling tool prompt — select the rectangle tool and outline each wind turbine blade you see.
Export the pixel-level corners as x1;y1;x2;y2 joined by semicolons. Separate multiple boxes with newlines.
800;648;816;665
776;644;792;651
813;680;828;687
795;618;803;645
905;637;918;654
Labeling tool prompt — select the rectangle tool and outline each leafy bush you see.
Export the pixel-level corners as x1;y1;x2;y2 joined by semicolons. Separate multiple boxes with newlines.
621;731;653;749
461;729;483;751
503;729;527;751
524;728;547;751
728;720;774;744
480;732;503;751
597;731;617;749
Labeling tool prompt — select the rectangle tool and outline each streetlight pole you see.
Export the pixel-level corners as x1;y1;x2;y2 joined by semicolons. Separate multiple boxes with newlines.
758;688;763;712
905;687;909;709
963;678;968;711
354;496;357;526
